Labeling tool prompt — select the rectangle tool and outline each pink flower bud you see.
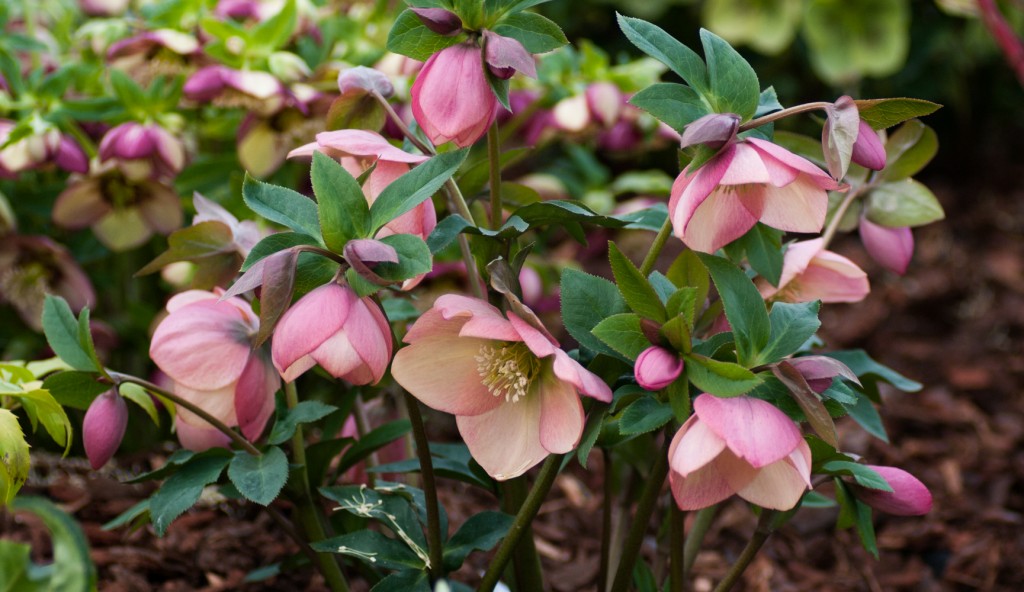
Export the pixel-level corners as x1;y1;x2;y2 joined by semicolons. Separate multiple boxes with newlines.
99;122;186;180
337;66;394;98
410;7;463;36
411;43;499;147
634;346;684;391
83;390;128;469
859;217;913;275
78;0;129;16
585;82;623;127
786;356;860;393
851;119;886;171
482;31;536;80
851;465;933;516
680;113;741;150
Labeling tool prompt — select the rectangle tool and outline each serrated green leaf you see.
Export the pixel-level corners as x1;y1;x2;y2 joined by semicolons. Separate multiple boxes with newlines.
41;371;108;410
561;269;629;357
312;151;371;250
609;242;666;322
387;9;463;62
492;12;567;54
696;254;770;366
618;396;674;435
685;354;761;397
149;455;231;536
228;447;289;506
616;14;708;93
268;401;338;445
591;313;648;361
241;232;320;271
0;409;30;505
442;511;514;571
242;174;322;240
700;28;760;120
756;301;821;364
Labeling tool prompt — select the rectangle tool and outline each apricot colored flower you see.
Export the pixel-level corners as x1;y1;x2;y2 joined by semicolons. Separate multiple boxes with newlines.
391;295;612;480
669;394;812;511
758;238;869;303
669;138;840;253
150;290;279;450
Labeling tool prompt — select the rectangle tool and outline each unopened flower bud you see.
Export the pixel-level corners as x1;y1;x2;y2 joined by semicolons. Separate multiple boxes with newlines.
851;465;933;516
410;8;463;36
634;346;684;391
859;217;913;275
851;119;886;171
83;390;128;469
337;66;394;98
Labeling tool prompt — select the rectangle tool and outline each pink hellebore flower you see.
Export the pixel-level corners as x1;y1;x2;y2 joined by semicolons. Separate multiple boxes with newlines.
83;390;129;469
669;394;812;511
0;235;95;331
786;355;859;393
0;120;88;177
99;122;186;181
669;138;840;253
272;282;393;385
411;43;499;148
851;465;933;516
391;295;612;480
859;217;914;275
78;0;129;17
758;238;869;304
150;290;279;451
634;346;684;391
107;30;200;85
184;66;287;116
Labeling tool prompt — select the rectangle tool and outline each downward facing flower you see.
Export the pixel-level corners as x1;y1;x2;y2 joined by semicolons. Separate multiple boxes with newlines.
150;290;279;450
83;390;128;469
669;394;812;511
411;43;499;148
757;238;869;304
391;295;612;480
850;465;933;516
670;137;840;253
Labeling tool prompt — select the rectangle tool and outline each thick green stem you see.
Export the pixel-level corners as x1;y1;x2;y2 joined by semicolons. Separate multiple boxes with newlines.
821;177;877;248
711;510;777;592
669;505;685;592
609;438;671;592
109;373;261;456
599;449;615;592
487;122;503;229
285;381;351;592
639;217;674;276
403;392;444;582
478;455;563;592
683;504;718;576
499;476;544;592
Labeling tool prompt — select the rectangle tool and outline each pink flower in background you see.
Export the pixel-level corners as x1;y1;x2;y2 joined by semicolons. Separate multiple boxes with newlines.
272;282;392;385
107;30;200;85
0;120;88;177
391;295;612;480
669;138;840;253
859;217;914;275
99;122;186;181
634;346;684;391
850;465;933;516
786;356;860;393
669;394;812;511
184;66;287;116
411;43;498;147
83;390;129;469
758;238;869;303
150;290;279;451
851;120;887;171
0;235;94;331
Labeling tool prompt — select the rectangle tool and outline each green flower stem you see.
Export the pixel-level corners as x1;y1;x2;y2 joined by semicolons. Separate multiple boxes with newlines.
711;510;777;592
265;504;320;566
285;381;351;592
669;504;685;592
737;102;833;133
639;217;674;276
609;437;671;592
402;392;444;582
499;475;544;592
599;449;615;592
487;122;503;229
683;504;718;576
478;454;564;592
108;373;261;456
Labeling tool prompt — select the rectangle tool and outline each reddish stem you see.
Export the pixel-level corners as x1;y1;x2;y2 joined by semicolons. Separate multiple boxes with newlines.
976;0;1024;87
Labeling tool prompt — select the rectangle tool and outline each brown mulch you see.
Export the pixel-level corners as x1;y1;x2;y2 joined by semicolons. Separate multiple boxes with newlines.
3;166;1023;591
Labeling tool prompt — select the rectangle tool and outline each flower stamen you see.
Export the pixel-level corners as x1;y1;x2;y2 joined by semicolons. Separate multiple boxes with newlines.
475;342;539;403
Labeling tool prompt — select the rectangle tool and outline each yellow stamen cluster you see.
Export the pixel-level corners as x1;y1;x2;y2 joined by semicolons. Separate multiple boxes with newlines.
475;342;540;403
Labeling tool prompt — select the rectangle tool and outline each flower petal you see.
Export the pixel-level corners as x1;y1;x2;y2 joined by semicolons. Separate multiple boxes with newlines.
728;440;812;510
175;415;232;451
391;336;503;416
676;187;760;253
669;453;737;511
456;394;546;480
234;353;279;441
551;349;612;402
151;301;253;390
756;177;828;233
537;374;584;454
271;283;351;379
694;394;802;468
669;415;727;477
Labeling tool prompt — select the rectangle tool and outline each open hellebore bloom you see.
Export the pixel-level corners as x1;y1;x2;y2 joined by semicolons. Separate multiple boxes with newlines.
391;295;612;480
0;120;88;177
272;282;392;385
669;394;812;511
0;235;94;331
107;30;200;85
99;122;186;181
758;238;869;304
184;66;287;117
669;137;840;253
851;465;933;516
859;217;914;275
634;346;684;391
150;290;279;451
411;43;499;147
83;390;128;469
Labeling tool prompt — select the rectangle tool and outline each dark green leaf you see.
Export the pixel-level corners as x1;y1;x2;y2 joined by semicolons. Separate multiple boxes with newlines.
149;455;231;535
387;9;462;62
824;350;921;392
560;269;629;357
41;296;97;372
756;301;821;365
312;151;371;250
608;243;667;322
685;354;761;397
854;497;878;558
371;569;430;592
336;420;412;476
492;12;567;54
616;14;708;92
618;396;674;435
854;98;941;130
822;461;893;492
242;232;321;271
227;447;289;506
843;390;889;442
11;496;96;590
268;401;339;445
370;150;468;233
629;83;711;133
442;511;514;571
242;174;322;240
591;313;649;361
41;371;108;410
666;249;710;313
313;530;425;570
699;28;760;121
696;254;769;366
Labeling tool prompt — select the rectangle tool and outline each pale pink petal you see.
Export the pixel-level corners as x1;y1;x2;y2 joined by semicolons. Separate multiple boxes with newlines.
456;394;546;480
150;301;253;390
788;356;860;392
279;356;317;384
669;416;727;477
719;142;770;185
747;138;838;190
391;337;504;416
537;374;584;454
314;129;429;164
551;350;612;402
729;440;812;510
337;297;392;384
311;330;366;383
234;353;279;441
167;289;227;313
366;161;410;203
508;313;557;358
676;188;760;253
174;382;238;428
175;415;233;451
271;283;351;378
756;177;828;233
434;295;521;341
668;146;733;244
459;314;519;341
669;454;738;511
693;394;802;468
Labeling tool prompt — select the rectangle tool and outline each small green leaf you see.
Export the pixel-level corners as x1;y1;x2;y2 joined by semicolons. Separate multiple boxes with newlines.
42;371;108;410
268;401;338;445
822;461;893;492
824;349;921;392
560;269;629;357
149;455;231;536
724;223;783;287
854;497;878;558
618;396;674;435
696;254;770;366
0;409;30;505
666;249;710;313
41;296;98;372
609;242;667;322
685;354;762;397
119;383;160;426
492;12;567;54
371;569;430;592
591;313;649;361
136;221;235;276
242;232;321;271
880;120;938;182
442;511;514;571
370;150;468;233
699;28;760;121
312;151;371;250
228;447;289;506
756;301;821;365
843;390;889;442
249;0;296;52
242;174;322;240
865;179;944;228
855;98;941;130
387;9;462;62
616;14;708;93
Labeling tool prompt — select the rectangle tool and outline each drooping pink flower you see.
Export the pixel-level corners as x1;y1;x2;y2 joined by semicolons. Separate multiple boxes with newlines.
851;120;886;171
272;282;393;385
786;356;860;393
411;43;499;148
669;394;812;511
107;30;200;85
184;65;287;116
391;295;612;480
859;217;913;275
757;238;869;304
669;138;841;253
150;290;279;451
83;390;128;469
99;122;186;181
634;346;684;391
850;465;933;516
0;120;88;177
